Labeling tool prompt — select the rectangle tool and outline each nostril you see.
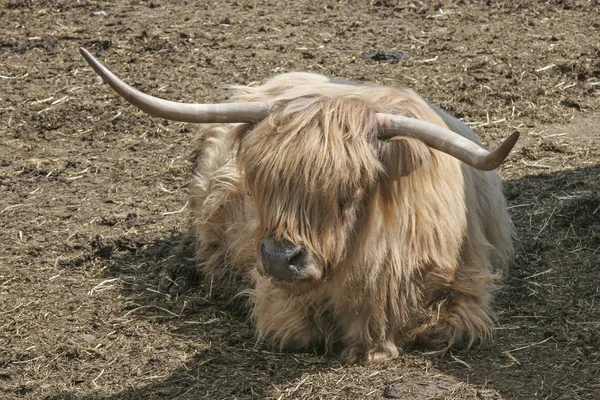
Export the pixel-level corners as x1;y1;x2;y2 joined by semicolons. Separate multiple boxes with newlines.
288;249;305;268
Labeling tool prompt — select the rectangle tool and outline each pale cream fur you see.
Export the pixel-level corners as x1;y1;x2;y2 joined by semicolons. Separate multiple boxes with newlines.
189;72;514;363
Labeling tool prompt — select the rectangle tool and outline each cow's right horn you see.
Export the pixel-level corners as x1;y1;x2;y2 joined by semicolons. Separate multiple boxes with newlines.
80;47;272;123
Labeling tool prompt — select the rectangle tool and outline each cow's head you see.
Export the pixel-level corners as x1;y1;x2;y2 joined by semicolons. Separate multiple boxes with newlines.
80;48;519;289
237;95;380;286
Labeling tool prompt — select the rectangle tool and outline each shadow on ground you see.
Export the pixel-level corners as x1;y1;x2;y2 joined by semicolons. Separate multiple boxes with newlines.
44;233;333;400
436;164;600;399
46;165;599;400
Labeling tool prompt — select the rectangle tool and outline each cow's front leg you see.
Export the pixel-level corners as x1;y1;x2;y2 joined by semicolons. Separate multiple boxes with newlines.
341;341;400;364
336;307;402;364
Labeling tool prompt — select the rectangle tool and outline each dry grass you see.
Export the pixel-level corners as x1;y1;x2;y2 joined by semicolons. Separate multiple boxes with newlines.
1;1;599;399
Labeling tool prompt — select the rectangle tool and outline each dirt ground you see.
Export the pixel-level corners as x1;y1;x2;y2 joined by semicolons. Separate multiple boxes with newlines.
1;1;599;399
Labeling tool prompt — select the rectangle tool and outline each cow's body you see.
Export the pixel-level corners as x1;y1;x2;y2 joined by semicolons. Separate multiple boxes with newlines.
189;72;513;363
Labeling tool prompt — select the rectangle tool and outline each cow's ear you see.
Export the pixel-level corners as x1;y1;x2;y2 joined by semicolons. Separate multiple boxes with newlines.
378;137;434;180
231;123;256;154
233;122;256;141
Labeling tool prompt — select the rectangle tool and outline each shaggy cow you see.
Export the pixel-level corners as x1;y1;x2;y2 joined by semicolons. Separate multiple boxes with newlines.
81;48;517;363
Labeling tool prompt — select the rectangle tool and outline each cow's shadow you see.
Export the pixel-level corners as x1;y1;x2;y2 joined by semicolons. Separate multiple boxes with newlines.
434;164;600;399
47;165;599;400
47;233;334;400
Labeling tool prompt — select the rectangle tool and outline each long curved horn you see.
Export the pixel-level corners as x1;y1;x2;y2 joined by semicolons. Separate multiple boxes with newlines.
376;113;519;171
81;48;517;169
79;48;271;123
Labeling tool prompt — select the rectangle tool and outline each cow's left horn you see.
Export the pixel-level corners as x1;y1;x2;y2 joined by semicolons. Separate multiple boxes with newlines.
79;48;271;123
377;113;519;171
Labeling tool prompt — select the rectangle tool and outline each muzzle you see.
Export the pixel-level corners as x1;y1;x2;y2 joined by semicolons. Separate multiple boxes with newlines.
260;237;308;282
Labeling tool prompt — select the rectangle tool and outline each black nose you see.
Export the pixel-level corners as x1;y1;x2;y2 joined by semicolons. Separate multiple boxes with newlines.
260;237;307;282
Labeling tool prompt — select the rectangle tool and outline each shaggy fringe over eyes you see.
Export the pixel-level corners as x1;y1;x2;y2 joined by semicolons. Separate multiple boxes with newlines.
236;95;381;265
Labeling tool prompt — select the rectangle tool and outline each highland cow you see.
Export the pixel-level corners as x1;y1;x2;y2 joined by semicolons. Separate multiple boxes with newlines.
81;48;517;363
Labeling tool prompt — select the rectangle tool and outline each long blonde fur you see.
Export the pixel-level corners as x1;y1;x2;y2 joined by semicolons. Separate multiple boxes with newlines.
189;72;514;363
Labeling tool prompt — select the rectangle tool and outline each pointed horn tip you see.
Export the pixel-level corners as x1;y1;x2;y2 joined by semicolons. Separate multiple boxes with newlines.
496;130;520;157
79;47;99;70
480;130;520;171
79;47;92;60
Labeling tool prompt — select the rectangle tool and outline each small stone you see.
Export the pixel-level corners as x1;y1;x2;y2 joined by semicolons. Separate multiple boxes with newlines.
360;50;409;63
383;385;401;398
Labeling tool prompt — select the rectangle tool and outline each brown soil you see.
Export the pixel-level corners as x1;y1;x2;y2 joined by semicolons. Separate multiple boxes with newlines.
1;1;599;399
